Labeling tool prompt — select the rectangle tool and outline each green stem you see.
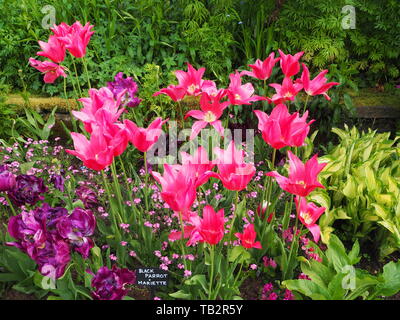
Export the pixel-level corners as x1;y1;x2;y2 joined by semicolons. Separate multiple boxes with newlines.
118;157;139;225
4;193;17;216
208;244;215;300
72;59;82;97
111;161;126;222
101;170;122;238
143;152;149;212
302;95;310;115
284;196;301;280
228;191;239;243
64;77;78;133
178;211;188;270
233;261;244;289
82;57;91;89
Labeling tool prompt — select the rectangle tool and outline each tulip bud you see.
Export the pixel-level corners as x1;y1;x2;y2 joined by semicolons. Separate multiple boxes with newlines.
256;201;274;222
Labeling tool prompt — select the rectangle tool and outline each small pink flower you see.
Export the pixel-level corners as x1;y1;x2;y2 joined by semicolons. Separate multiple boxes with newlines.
250;264;257;270
120;241;127;246
129;251;137;257
109;254;117;261
184;270;192;277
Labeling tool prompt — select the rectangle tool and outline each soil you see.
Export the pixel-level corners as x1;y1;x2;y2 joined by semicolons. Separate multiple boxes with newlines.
3;290;36;300
239;277;264;300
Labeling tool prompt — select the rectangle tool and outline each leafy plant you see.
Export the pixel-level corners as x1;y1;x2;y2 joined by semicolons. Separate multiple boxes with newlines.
313;126;400;256
283;234;400;300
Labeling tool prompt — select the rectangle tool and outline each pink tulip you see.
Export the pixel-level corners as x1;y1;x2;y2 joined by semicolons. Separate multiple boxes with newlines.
295;196;326;242
151;164;197;214
59;21;94;58
269;77;303;104
227;71;267;105
200;80;225;97
66;126;115;171
240;53;280;80
102;122;129;157
300;64;340;101
124;117;168;153
74;87;126;134
177;146;215;188
235;224;262;249
50;22;72;37
278;49;304;77
153;85;186;102
192;205;225;246
174;62;206;96
37;35;66;63
254;104;314;149
185;91;229;140
29;58;67;83
266;151;327;197
207;141;256;191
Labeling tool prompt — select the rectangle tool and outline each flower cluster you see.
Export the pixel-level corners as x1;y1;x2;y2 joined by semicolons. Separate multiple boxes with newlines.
107;72;141;108
29;21;94;83
67;85;167;170
7;203;96;278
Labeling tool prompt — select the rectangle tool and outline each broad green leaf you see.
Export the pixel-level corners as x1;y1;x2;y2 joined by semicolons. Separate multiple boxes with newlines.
375;261;400;297
283;279;330;300
342;175;357;199
326;234;350;272
228;245;250;264
169;290;192;299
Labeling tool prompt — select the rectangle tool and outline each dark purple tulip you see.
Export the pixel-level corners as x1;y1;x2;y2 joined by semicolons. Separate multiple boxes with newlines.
33;203;68;237
57;208;96;258
0;168;16;192
107;72;141;108
8;175;48;206
50;174;65;192
7;210;47;257
34;239;71;279
76;186;98;209
91;265;136;300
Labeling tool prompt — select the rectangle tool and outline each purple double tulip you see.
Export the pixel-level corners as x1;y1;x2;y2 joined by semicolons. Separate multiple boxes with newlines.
91;265;136;300
76;186;98;209
107;72;141;108
57;208;96;258
8;175;48;206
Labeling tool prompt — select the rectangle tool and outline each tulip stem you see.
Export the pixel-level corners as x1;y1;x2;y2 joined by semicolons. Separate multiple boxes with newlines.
71;59;82;97
284;196;301;280
64;77;78;133
228;191;240;243
302;95;310;115
118;156;140;225
208;244;215;300
82;57;91;89
111;161;126;222
266;148;277;222
143;152;149;212
262;79;267;111
178;211;188;270
4;193;17;216
101;170;122;239
262;148;276;217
